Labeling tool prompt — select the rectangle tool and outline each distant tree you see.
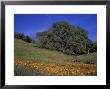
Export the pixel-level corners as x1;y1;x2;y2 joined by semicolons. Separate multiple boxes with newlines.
89;41;97;53
86;39;93;54
14;32;33;43
36;21;97;55
25;36;32;43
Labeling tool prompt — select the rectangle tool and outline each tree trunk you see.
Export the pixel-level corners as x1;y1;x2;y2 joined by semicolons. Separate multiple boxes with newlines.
87;49;90;54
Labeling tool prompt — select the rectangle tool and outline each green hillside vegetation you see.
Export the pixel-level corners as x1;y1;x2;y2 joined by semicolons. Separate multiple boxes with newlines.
14;38;97;76
14;21;97;76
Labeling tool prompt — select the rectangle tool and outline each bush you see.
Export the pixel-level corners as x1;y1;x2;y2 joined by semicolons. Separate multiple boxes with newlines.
65;49;76;55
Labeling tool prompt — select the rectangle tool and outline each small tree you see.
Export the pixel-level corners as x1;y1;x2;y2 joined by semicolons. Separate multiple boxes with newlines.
25;36;32;43
86;40;97;54
14;32;33;43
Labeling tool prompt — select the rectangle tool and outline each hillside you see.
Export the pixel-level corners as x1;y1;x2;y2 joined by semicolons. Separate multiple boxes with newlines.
14;38;97;76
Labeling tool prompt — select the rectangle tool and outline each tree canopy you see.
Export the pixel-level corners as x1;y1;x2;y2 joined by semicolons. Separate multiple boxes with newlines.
36;21;97;55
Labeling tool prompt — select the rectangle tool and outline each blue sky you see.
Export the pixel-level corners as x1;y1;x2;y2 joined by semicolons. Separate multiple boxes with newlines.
14;14;97;41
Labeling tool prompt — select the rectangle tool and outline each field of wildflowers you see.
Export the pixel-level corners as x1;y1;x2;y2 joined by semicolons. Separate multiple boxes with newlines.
15;59;96;76
14;38;97;76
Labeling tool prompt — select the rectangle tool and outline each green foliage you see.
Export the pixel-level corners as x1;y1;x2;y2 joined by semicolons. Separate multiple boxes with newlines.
86;40;97;54
14;32;33;43
36;21;97;55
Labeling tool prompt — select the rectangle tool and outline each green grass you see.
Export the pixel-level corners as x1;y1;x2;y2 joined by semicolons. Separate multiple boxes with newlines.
14;38;97;76
76;52;97;64
14;64;44;76
14;38;76;65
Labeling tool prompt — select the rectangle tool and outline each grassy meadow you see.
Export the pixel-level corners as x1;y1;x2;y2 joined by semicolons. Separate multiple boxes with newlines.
14;38;97;76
